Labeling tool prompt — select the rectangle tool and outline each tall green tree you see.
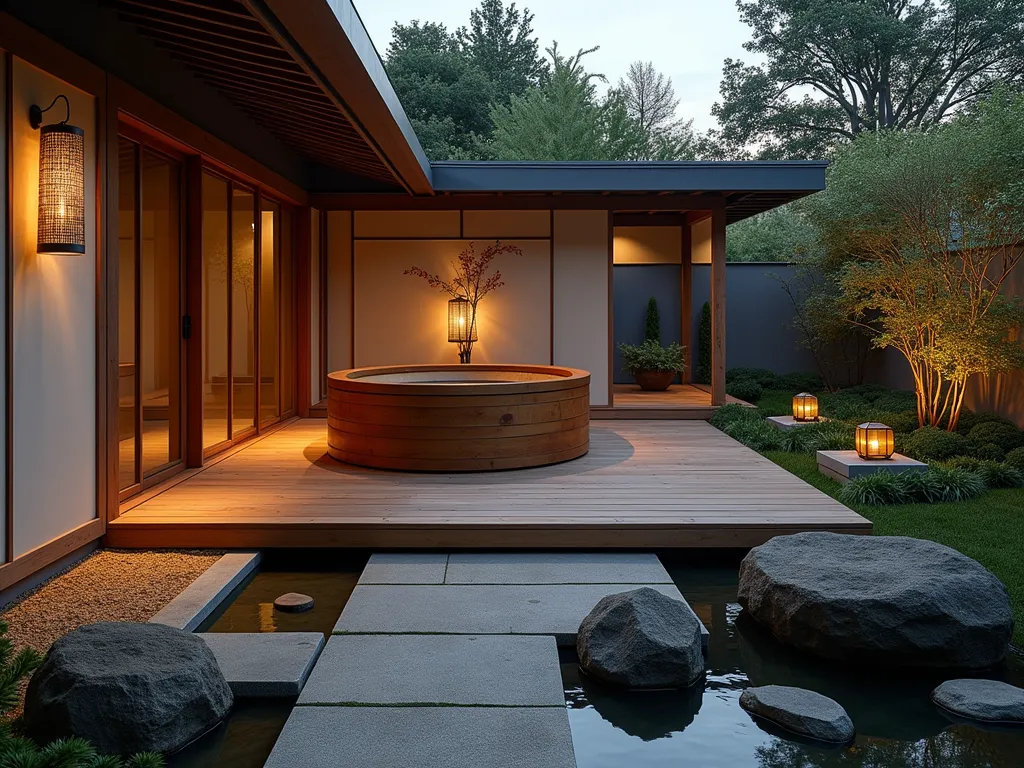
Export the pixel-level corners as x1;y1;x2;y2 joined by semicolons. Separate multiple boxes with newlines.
488;45;644;160
618;61;696;160
385;21;494;160
458;0;548;105
711;0;1024;159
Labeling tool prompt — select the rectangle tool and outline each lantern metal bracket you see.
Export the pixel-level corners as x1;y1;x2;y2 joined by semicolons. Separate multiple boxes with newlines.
29;94;71;130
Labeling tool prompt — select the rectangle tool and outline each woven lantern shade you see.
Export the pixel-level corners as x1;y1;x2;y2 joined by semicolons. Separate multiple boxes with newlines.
37;122;85;255
856;422;895;460
447;297;477;343
792;392;819;422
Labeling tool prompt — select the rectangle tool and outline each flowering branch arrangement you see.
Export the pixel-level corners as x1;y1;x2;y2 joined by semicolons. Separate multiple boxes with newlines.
405;240;521;363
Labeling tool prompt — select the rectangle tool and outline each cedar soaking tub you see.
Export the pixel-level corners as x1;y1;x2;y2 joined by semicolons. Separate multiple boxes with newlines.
326;364;591;471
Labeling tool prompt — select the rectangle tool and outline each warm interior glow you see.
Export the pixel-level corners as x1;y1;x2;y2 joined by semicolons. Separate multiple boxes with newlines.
447;298;477;343
856;422;895;460
792;392;819;422
37;123;86;255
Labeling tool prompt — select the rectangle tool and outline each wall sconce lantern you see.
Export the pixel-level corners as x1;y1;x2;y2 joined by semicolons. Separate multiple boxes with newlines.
447;297;477;364
792;392;819;422
855;422;895;460
30;95;85;255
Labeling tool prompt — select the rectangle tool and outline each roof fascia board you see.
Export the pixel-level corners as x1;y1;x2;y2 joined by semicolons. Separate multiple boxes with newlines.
310;193;726;211
429;161;827;194
257;0;433;194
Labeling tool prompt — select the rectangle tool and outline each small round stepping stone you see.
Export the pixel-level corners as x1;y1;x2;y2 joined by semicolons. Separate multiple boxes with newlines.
932;679;1024;725
740;685;855;744
273;593;314;613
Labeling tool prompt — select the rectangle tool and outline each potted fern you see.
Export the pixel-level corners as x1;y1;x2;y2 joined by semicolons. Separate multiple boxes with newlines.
618;297;686;391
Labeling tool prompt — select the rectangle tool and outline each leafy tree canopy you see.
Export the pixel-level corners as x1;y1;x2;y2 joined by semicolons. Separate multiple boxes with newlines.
726;205;819;262
458;0;549;105
710;0;1024;159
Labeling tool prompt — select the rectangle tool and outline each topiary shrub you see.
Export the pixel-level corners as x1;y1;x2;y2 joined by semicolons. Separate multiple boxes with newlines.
1006;446;1024;472
967;421;1024;453
877;409;920;435
871;391;918;413
726;378;763;403
726;368;778;388
835;383;889;400
696;302;711;384
709;403;761;430
975;442;1007;462
953;410;1014;436
644;297;660;343
901;426;970;462
724;418;784;452
817;392;872;421
774;372;824;392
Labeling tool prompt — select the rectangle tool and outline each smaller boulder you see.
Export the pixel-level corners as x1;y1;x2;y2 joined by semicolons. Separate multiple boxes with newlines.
25;622;233;755
577;587;704;689
932;679;1024;725
740;685;854;744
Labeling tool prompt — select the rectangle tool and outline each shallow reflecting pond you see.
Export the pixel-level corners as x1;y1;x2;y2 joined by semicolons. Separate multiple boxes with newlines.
202;550;365;635
564;559;1024;768
166;700;291;768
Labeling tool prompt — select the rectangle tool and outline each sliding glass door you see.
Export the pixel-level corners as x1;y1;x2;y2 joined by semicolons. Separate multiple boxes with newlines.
201;171;288;456
117;137;183;496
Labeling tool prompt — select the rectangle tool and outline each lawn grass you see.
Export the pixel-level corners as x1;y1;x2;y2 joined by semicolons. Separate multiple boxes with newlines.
752;389;794;417
765;450;1024;648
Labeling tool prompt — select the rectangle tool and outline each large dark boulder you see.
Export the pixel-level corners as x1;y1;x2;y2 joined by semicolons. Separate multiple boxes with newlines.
577;587;704;689
739;685;855;744
25;622;233;754
738;533;1013;668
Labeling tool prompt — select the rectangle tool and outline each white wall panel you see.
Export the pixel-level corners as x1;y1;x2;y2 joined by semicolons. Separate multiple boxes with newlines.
553;211;609;405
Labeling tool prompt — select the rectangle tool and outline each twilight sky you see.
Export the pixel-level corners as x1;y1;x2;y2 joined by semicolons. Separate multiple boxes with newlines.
354;0;754;132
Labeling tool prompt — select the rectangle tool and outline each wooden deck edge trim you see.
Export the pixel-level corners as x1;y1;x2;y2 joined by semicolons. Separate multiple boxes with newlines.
117;417;300;514
591;407;718;420
0;518;105;591
103;522;873;550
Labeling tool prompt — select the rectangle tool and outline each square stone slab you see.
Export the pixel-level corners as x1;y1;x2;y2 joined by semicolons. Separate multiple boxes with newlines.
357;553;448;585
768;415;827;431
444;552;673;585
334;583;707;648
150;552;260;631
199;632;324;697
817;450;927;484
264;706;576;768
298;634;564;706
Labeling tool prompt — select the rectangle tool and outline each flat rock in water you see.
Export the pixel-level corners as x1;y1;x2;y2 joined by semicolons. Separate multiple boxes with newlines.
740;685;854;744
274;592;314;613
932;679;1024;725
577;587;704;689
24;622;232;754
738;532;1013;668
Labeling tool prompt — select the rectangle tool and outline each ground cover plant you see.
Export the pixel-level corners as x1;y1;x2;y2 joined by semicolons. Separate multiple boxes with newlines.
711;375;1024;647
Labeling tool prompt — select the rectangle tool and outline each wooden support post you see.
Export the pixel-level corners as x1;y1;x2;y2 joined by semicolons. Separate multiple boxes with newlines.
680;222;692;384
710;203;727;406
184;157;205;467
296;206;312;418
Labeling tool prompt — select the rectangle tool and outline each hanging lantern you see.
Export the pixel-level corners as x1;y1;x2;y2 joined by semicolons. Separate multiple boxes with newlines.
792;392;819;422
31;95;85;255
447;297;477;343
855;422;895;460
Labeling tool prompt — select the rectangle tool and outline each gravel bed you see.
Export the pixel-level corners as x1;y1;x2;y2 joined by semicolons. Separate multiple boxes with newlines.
0;548;224;714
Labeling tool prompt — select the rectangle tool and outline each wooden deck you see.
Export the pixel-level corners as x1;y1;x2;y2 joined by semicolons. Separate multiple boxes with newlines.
107;419;871;549
593;384;748;420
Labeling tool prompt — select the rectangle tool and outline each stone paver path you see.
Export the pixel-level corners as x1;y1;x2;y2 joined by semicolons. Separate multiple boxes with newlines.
265;552;703;768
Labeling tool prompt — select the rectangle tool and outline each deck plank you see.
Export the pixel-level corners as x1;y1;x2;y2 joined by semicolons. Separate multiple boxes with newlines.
108;420;871;548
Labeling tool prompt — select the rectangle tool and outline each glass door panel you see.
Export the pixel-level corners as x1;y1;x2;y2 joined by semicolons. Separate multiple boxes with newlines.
140;150;182;475
202;173;230;449
231;187;256;436
259;199;279;425
117;138;137;492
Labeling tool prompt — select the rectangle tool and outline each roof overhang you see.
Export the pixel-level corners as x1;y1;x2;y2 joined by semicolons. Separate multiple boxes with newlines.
430;161;827;223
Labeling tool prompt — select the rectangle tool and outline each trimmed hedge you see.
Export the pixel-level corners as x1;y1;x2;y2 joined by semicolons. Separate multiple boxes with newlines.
1007;446;1024;472
726;378;763;403
901;427;971;462
967;422;1024;453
